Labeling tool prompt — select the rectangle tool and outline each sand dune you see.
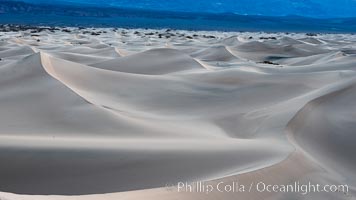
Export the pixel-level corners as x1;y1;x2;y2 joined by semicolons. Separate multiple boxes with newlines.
0;28;356;200
231;39;330;62
91;48;204;74
189;45;239;62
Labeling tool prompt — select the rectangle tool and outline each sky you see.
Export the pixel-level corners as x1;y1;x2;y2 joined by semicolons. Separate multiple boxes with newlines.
13;0;356;18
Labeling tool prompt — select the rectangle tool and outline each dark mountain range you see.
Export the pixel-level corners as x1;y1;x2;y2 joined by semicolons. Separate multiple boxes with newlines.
1;0;356;33
6;0;356;18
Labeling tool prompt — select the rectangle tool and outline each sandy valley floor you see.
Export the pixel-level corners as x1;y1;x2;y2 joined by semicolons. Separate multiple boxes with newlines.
0;27;356;200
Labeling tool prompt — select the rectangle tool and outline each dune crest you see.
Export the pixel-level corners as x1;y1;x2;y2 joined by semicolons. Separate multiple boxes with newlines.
0;28;356;200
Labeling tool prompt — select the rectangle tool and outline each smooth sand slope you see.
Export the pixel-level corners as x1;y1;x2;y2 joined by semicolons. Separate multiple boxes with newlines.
0;27;356;200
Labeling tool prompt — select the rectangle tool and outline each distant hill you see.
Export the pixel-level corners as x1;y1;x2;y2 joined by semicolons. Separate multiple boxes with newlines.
1;0;356;33
6;0;356;18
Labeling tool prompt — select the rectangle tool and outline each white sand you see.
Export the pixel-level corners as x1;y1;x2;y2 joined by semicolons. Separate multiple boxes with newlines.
0;27;356;200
